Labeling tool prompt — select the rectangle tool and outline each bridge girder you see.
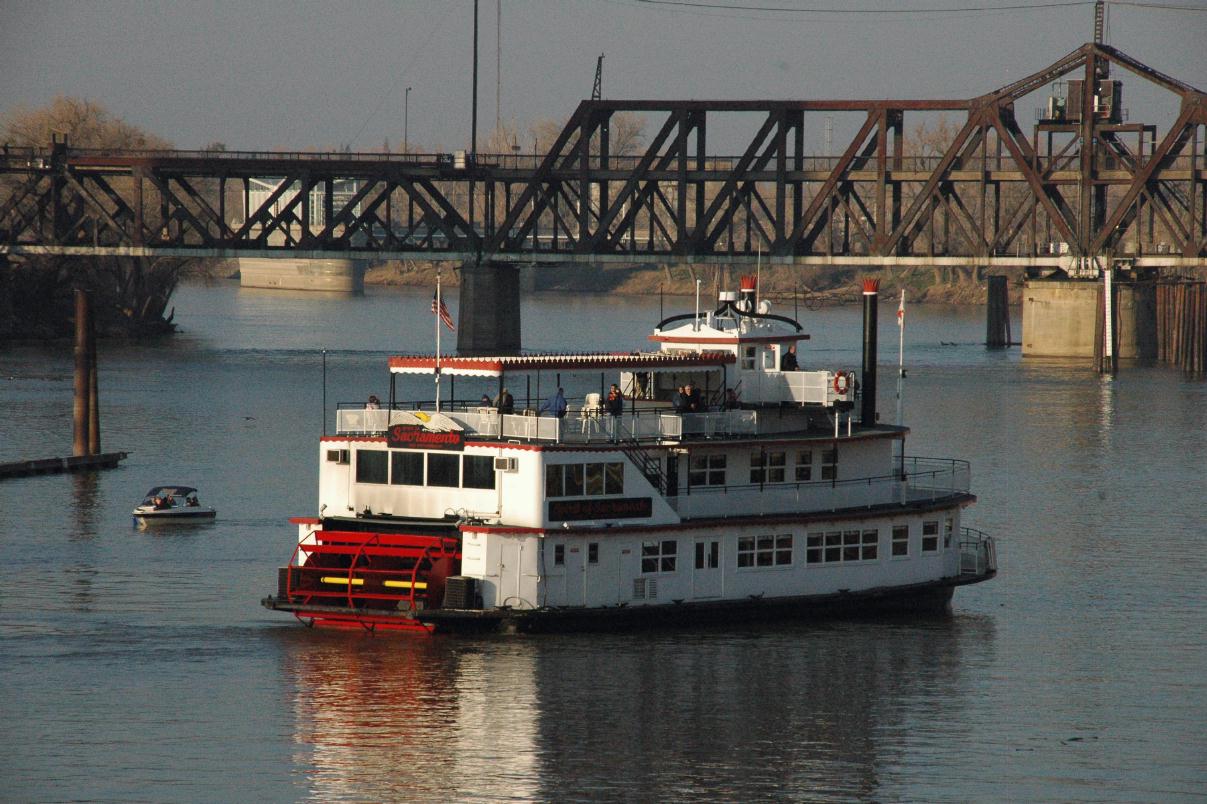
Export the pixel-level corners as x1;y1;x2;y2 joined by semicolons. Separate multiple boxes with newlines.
2;43;1205;266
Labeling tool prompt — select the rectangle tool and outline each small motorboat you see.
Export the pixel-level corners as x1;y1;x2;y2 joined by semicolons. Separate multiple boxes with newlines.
132;485;216;527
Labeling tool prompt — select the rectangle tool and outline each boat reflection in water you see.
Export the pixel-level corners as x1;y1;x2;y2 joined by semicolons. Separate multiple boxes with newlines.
279;615;995;800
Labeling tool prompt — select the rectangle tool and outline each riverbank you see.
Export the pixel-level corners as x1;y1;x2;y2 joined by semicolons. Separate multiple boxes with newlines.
360;260;1017;305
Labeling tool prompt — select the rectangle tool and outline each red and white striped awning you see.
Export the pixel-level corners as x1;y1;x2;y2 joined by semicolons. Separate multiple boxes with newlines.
388;351;735;377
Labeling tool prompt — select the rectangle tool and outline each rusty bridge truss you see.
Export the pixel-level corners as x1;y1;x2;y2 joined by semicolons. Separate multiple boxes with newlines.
2;43;1204;269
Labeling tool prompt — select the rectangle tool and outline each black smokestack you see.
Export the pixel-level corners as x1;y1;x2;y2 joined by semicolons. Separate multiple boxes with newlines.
861;278;879;426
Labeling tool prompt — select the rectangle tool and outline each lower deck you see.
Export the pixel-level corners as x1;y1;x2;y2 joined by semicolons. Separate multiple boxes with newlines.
263;498;995;634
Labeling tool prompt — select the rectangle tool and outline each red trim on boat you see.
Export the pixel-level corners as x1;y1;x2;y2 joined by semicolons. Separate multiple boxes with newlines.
289;517;322;525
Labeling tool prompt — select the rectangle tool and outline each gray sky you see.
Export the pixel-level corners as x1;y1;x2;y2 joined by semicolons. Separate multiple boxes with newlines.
1;0;1204;153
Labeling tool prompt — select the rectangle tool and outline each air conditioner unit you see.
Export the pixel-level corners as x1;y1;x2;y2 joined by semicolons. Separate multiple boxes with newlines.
326;449;350;464
494;456;517;472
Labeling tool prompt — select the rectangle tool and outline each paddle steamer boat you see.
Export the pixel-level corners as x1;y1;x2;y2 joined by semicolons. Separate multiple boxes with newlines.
262;278;996;633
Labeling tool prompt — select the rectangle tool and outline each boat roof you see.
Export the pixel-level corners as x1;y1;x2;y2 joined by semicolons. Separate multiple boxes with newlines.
388;351;735;377
143;485;198;496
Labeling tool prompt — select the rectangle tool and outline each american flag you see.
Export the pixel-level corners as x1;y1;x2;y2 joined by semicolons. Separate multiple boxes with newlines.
432;292;455;331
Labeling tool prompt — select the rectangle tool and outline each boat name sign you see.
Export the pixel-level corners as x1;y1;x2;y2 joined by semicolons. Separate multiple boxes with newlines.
387;425;465;451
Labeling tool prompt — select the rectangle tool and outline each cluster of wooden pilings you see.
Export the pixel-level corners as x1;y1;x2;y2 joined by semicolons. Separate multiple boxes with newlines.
0;288;127;480
1156;281;1207;373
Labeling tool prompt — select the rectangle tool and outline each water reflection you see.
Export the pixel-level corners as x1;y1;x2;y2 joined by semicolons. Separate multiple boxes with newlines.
70;472;100;538
281;632;539;802
279;615;995;802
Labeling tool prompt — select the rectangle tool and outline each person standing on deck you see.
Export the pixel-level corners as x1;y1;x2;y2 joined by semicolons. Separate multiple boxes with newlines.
540;388;567;418
606;383;624;441
780;344;799;371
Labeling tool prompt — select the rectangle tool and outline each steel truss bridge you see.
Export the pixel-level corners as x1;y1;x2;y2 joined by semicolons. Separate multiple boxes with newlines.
2;42;1205;269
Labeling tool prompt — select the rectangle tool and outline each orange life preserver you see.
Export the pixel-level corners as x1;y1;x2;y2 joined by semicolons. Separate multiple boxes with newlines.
833;372;850;395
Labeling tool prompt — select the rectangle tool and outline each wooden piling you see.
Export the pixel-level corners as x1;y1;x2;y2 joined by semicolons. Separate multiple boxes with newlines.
72;289;91;456
1155;280;1207;374
88;308;100;455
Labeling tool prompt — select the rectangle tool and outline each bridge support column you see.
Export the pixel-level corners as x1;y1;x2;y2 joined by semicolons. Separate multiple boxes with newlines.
456;260;521;355
0;256;13;339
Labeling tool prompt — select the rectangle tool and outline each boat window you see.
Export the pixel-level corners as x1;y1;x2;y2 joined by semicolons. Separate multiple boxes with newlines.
585;463;605;495
641;539;677;574
806;532;824;564
588;542;599;564
546;462;624;498
428;453;460;488
795;450;813;481
922;521;940;552
545;464;564;497
565;464;584;496
689;453;726;486
762;349;776;370
463;455;496;490
861;529;878;561
944;517;954;547
390;451;424;486
355;450;388;484
821;448;838;481
892;525;910;557
806;530;876;564
605;463;624;495
738;534;793;568
741;346;757;370
750;450;786;484
553;544;565;566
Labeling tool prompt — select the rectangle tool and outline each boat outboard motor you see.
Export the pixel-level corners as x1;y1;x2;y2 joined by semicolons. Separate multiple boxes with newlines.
861;278;879;426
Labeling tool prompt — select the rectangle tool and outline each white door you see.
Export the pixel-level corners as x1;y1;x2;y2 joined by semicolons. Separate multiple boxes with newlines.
563;543;585;606
497;540;523;608
692;538;722;598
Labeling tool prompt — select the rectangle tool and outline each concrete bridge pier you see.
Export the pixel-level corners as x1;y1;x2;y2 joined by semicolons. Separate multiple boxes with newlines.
456;259;522;355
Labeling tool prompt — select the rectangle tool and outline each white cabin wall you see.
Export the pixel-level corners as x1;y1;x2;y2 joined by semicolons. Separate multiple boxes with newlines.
534;507;966;609
317;440;354;516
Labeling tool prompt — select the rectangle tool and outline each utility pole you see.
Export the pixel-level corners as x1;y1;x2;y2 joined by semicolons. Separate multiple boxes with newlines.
496;0;502;131
470;0;479;230
404;86;411;152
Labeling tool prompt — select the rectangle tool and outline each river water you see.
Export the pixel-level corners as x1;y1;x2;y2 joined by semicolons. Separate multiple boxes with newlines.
1;281;1204;802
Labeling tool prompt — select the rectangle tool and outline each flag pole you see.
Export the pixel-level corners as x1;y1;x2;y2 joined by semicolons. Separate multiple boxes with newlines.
895;288;905;427
895;288;906;492
435;272;442;412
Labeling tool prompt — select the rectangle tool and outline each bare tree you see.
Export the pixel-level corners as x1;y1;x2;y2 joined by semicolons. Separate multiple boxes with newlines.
1;96;184;338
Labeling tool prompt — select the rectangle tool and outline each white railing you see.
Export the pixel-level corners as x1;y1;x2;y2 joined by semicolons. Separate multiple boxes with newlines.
781;370;849;406
959;527;997;576
673;457;971;519
674;474;905;518
497;413;558;441
902;457;971;499
680;410;757;438
335;408;392;434
447;409;500;437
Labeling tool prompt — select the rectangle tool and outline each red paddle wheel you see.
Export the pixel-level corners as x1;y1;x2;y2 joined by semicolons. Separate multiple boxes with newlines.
274;529;461;633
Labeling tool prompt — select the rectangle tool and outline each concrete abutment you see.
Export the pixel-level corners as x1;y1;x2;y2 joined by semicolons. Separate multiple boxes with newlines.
456;260;521;355
1022;277;1156;360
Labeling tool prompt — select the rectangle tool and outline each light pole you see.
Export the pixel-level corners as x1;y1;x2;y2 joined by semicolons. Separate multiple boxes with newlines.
404;86;411;152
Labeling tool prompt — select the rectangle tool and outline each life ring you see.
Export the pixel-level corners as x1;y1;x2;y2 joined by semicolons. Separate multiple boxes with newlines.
833;372;850;395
